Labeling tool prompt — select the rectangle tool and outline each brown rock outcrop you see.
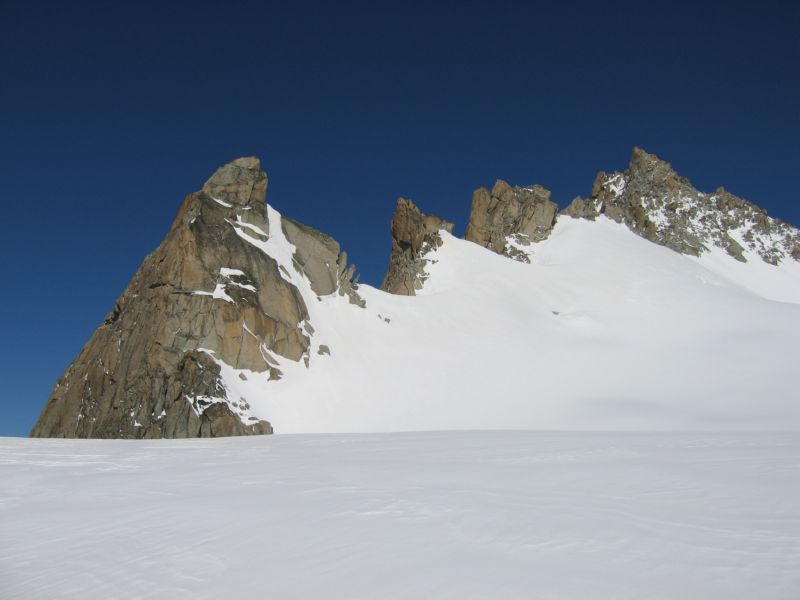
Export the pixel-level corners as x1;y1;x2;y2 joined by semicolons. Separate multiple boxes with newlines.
464;180;558;262
381;198;454;295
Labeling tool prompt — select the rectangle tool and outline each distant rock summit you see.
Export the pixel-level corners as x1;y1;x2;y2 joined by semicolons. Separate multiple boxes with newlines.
32;149;800;437
563;148;799;264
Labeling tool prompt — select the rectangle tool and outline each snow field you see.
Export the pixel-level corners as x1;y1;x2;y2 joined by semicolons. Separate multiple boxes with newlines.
1;432;798;599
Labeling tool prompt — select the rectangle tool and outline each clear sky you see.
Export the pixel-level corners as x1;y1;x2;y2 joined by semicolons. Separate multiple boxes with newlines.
1;1;798;436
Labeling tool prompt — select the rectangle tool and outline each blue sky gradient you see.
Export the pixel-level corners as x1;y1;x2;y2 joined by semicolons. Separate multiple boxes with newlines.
1;1;798;435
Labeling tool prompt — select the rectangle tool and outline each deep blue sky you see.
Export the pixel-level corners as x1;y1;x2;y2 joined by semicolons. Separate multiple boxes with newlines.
1;1;798;436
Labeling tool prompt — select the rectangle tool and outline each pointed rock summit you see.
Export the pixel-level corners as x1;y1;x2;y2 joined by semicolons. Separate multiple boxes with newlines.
32;157;362;438
381;198;454;295
464;180;558;262
202;156;268;207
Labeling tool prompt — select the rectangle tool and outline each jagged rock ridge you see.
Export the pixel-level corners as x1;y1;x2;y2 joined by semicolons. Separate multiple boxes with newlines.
32;158;362;439
563;147;800;265
381;180;561;292
378;147;798;302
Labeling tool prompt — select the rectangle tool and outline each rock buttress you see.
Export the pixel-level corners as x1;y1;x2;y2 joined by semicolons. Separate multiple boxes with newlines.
381;198;454;295
464;180;558;262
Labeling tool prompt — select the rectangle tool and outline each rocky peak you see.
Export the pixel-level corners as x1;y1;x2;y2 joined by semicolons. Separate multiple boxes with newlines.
201;156;268;208
32;156;363;439
564;147;800;265
464;179;558;262
628;147;685;186
381;197;454;295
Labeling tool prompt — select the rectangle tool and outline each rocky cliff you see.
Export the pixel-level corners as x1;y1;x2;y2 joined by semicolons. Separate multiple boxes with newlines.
31;158;362;438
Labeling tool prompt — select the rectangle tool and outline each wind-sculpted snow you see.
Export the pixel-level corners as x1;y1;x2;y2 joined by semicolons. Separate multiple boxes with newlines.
2;432;798;599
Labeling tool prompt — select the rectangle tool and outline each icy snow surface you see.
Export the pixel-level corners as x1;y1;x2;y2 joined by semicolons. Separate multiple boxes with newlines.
234;210;800;433
1;432;798;599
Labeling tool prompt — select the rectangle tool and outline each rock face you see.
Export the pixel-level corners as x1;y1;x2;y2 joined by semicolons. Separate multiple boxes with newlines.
31;157;362;439
282;217;366;307
464;180;558;262
563;147;800;265
381;198;454;295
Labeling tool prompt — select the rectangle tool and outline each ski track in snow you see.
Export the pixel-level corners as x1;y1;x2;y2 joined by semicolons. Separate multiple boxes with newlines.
1;432;798;599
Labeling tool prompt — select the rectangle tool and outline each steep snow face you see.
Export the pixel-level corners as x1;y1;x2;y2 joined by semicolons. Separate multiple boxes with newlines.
229;208;800;433
2;433;799;599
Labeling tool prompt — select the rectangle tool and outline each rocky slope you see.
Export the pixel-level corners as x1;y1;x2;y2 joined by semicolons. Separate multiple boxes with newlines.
563;147;800;265
31;158;362;438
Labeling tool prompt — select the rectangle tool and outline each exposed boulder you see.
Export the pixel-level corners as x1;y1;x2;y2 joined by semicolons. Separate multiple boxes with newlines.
464;180;558;262
381;198;454;295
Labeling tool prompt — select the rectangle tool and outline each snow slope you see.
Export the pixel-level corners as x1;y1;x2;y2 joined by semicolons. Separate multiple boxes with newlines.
2;432;798;600
226;211;800;433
